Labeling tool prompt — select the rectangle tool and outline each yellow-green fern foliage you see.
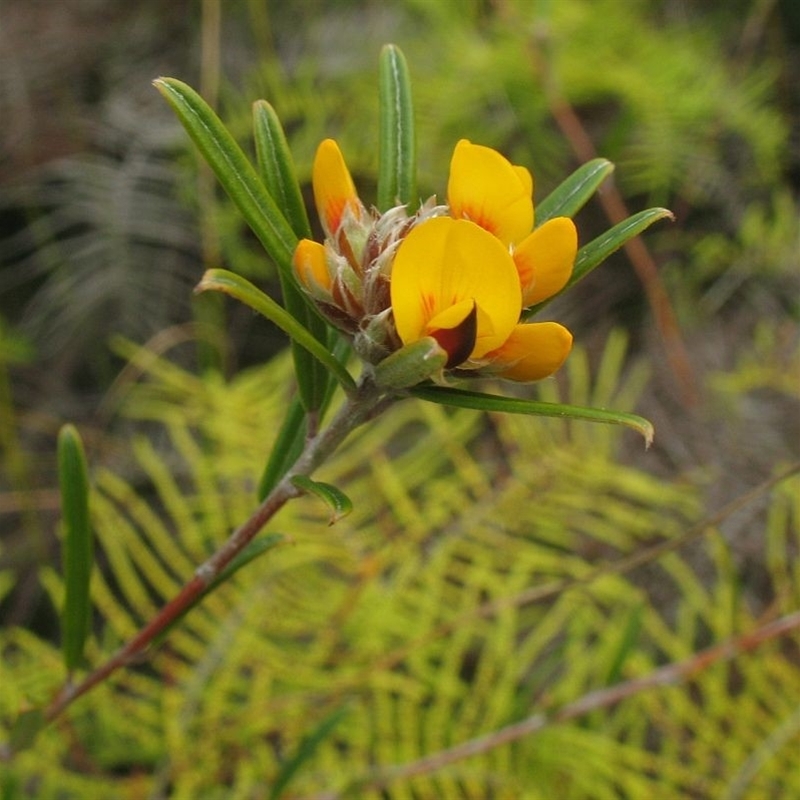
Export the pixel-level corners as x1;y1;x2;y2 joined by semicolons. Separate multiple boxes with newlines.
3;332;799;799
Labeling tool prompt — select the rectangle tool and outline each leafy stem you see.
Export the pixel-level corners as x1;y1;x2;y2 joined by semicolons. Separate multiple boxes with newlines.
25;376;389;744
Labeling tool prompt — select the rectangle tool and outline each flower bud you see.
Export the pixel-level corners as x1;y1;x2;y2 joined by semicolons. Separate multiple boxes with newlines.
373;337;448;390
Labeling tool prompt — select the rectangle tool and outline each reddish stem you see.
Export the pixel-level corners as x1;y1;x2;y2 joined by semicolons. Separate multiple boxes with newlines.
36;376;385;731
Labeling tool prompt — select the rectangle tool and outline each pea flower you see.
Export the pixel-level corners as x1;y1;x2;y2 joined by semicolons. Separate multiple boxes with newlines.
293;138;577;383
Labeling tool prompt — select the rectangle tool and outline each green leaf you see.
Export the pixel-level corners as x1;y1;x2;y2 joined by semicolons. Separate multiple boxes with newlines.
258;396;307;501
252;99;312;240
57;424;93;673
535;158;614;224
268;706;349;800
571;207;674;285
411;385;654;447
196;269;356;395
153;77;297;277
378;44;416;212
7;709;46;754
252;99;333;412
525;207;673;316
291;475;353;524
604;604;644;686
208;534;286;590
153;534;286;646
258;337;351;501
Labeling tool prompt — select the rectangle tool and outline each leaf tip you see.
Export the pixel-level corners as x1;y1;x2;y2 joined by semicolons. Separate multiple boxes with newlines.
291;475;353;525
642;421;655;449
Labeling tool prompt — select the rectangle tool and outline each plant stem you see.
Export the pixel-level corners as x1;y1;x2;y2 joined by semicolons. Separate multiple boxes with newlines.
41;376;387;728
310;608;800;799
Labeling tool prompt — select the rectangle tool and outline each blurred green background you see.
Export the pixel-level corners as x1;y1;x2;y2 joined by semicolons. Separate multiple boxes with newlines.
1;1;799;797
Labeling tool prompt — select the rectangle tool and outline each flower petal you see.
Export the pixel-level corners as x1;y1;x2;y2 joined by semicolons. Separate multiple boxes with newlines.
293;238;332;296
447;139;533;247
513;217;577;306
485;321;573;382
312;139;363;238
390;217;521;359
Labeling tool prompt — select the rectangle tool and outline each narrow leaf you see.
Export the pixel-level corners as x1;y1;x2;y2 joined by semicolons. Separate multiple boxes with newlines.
154;534;286;646
258;396;307;500
412;385;654;447
571;207;674;285
8;709;46;754
291;475;353;524
153;77;297;276
258;336;351;501
535;158;614;224
196;269;356;394
252;99;333;411
378;44;416;211
252;99;312;240
268;706;349;800
604;604;644;686
525;207;673;316
208;534;286;590
58;424;93;673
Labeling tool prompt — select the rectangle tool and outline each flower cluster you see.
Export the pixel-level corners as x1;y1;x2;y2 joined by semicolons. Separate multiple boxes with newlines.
293;138;577;383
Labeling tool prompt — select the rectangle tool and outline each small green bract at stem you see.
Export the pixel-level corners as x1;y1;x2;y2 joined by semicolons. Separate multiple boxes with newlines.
58;424;93;673
373;337;447;390
378;44;416;211
291;475;353;525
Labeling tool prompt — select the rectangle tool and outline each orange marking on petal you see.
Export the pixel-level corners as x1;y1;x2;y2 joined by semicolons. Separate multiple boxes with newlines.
293;239;332;294
514;217;577;307
312;139;363;238
390;217;521;358
447;139;533;247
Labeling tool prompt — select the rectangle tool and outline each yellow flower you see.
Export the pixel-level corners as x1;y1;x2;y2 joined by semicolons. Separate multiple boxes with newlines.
293;137;576;382
448;139;577;307
390;141;575;382
390;217;522;367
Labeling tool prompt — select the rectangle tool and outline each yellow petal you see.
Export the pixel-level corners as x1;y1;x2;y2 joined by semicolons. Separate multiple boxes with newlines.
427;298;475;331
312;139;362;237
513;165;533;198
513;217;577;306
390;217;521;360
293;238;332;295
447;139;533;247
486;321;573;382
